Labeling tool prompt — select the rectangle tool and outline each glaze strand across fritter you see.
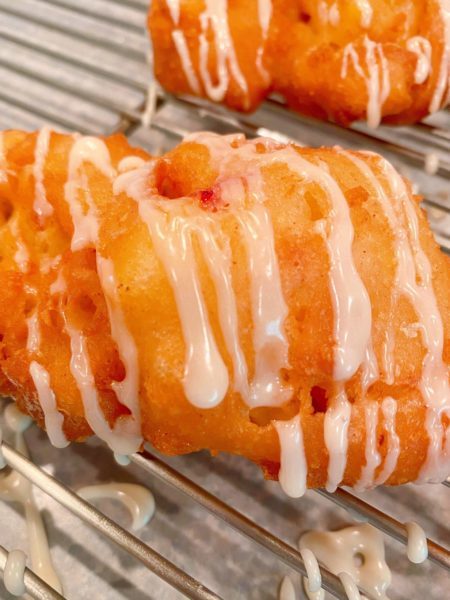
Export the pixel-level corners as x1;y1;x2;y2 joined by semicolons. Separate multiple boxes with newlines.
0;129;449;495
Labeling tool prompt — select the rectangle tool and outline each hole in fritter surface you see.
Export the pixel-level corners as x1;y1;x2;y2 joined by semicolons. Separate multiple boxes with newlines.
0;197;13;225
153;159;179;199
310;386;328;413
67;293;97;329
250;403;298;427
299;11;311;23
353;552;365;567
74;294;96;320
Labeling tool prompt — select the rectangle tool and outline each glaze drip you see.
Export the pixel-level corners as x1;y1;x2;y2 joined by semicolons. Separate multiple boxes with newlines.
77;483;155;531
341;37;391;128
33;127;54;219
165;0;249;103
299;524;391;600
0;404;63;593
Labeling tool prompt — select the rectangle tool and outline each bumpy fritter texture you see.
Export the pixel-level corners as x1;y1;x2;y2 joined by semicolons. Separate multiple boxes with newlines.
0;130;449;490
149;0;450;126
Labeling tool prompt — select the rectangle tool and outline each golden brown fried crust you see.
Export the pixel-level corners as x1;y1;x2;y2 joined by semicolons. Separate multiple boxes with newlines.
149;0;449;125
0;130;449;490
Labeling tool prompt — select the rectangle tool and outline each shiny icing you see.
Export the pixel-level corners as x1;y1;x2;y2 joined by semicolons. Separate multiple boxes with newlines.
299;524;391;600
165;0;250;103
77;483;155;531
33;127;54;219
341;36;391;129
0;404;63;594
406;37;433;85
3;549;27;596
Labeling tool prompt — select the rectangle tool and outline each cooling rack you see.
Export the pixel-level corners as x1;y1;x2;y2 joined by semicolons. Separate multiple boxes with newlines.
0;1;449;599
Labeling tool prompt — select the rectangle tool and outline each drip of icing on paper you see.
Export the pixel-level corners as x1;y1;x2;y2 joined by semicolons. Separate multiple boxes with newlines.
299;524;392;600
77;483;155;531
0;403;63;594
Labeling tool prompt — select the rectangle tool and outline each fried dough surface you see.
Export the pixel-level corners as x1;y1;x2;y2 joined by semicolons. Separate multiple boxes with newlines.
0;129;449;492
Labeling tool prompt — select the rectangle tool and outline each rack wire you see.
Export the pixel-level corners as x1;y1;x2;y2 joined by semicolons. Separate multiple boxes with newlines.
0;1;448;599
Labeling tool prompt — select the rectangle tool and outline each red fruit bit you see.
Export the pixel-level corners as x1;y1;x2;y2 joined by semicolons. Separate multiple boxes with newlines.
200;189;214;205
198;187;221;212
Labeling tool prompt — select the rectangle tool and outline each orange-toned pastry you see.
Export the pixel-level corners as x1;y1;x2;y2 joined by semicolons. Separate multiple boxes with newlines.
149;0;450;127
0;129;449;495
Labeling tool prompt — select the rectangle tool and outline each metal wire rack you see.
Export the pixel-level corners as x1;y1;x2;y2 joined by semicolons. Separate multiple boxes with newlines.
0;1;448;599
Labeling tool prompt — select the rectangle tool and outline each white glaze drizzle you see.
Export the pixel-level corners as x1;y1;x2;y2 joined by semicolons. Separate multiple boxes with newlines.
191;132;371;383
114;453;131;466
114;138;293;410
29;362;69;449
25;303;68;448
96;256;141;433
355;344;379;492
77;483;155;531
198;0;248;102
299;547;322;594
64;136;115;252
235;204;292;407
405;521;428;563
382;159;450;483
141;81;157;129
339;572;361;600
329;3;340;26
338;151;396;382
258;0;272;40
341;149;449;483
0;426;5;469
424;152;439;175
341;37;391;128
3;549;27;596
64;313;141;454
256;0;272;82
310;196;371;383
374;397;400;485
118;156;146;173
165;0;249;99
273;415;307;498
49;269;67;295
354;0;373;28
165;0;180;24
299;524;391;600
429;1;450;112
406;37;432;85
193;211;250;401
171;30;201;94
324;385;352;492
10;219;30;273
26;312;41;355
33;127;54;219
279;575;296;600
354;401;381;491
0;132;7;183
0;404;63;593
39;254;61;275
61;138;142;453
136;201;229;409
318;2;340;26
